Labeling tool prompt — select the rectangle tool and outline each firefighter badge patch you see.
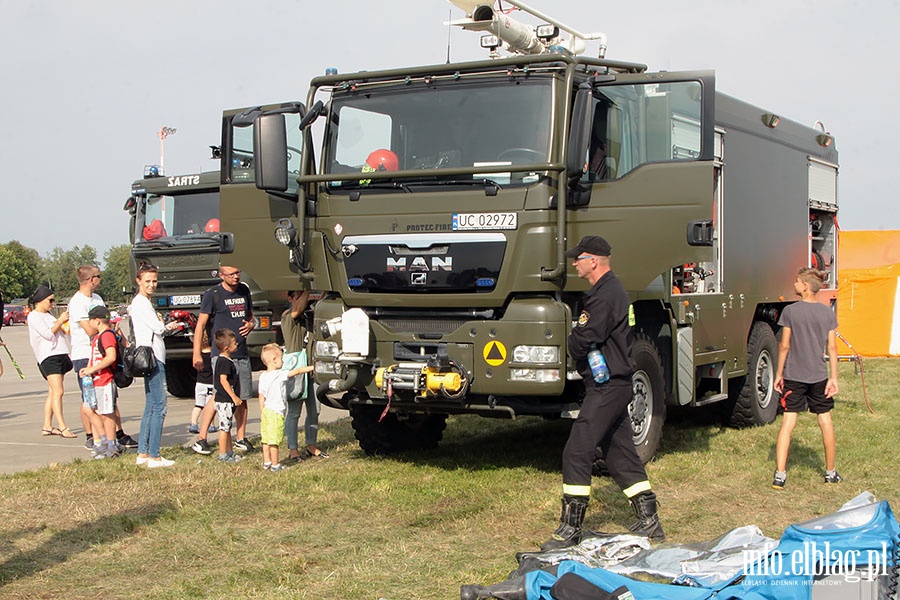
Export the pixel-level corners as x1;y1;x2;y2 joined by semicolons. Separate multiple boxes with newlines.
577;310;590;327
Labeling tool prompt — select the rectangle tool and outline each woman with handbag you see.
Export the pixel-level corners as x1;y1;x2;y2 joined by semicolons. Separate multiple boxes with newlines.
130;262;179;468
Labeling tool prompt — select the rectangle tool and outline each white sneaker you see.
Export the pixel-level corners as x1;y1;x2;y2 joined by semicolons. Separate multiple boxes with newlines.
147;457;175;468
135;456;149;466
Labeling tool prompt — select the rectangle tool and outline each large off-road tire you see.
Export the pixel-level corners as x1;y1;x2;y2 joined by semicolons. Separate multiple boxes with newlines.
629;335;667;463
593;334;667;474
165;358;197;399
350;404;447;455
727;321;779;428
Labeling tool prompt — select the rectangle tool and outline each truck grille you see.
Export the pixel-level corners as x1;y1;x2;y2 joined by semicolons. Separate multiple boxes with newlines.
377;317;467;335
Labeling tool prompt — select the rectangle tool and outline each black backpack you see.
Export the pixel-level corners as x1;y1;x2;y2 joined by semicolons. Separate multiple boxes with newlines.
97;329;134;389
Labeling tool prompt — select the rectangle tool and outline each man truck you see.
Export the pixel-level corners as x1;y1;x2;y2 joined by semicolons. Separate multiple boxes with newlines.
218;1;838;460
124;165;284;397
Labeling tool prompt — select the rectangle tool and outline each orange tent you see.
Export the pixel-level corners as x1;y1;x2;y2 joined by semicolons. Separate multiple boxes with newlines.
837;231;900;357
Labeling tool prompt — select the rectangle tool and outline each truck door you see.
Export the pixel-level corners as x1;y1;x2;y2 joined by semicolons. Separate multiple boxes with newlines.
568;70;716;295
220;103;306;292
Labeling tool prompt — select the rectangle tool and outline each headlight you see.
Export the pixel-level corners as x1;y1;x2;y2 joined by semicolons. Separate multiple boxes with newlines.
511;345;559;364
511;369;560;383
315;341;339;358
274;218;297;247
315;361;337;375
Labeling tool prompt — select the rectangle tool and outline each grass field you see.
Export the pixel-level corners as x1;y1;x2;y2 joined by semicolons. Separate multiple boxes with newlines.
0;360;897;599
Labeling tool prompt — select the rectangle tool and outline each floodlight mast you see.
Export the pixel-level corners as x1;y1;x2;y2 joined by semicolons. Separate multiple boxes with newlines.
446;0;607;58
157;126;177;171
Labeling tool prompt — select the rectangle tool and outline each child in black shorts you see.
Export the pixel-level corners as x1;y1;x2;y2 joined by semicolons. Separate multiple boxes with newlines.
772;267;840;490
213;328;243;463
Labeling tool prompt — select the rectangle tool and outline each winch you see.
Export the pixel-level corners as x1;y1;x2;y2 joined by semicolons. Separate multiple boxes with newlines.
374;361;467;399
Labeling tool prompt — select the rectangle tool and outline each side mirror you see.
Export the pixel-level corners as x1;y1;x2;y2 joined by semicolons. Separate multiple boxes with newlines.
566;84;593;178
253;113;288;192
298;100;324;130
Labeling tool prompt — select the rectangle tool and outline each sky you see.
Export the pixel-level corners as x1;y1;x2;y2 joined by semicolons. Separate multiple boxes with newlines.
2;0;898;261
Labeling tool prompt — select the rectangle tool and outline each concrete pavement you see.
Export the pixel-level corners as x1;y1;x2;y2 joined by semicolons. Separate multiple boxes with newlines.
0;324;343;474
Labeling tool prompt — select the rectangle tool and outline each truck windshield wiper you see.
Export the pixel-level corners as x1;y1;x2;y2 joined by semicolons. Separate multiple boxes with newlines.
175;233;220;242
331;181;413;193
425;178;503;190
135;239;175;248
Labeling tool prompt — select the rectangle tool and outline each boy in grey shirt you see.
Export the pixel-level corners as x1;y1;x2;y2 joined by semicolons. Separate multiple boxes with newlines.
772;267;840;490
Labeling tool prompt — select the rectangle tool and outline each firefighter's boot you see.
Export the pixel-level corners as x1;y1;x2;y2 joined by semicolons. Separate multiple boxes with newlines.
459;575;527;600
627;491;665;542
540;495;589;551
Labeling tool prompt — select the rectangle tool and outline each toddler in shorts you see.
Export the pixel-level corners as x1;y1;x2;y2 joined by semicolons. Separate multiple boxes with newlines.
257;343;313;472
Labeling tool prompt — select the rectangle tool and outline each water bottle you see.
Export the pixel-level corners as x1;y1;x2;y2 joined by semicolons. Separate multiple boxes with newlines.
81;375;96;407
587;346;609;383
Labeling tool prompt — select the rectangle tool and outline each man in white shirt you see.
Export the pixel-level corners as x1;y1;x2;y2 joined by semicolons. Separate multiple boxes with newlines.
69;265;138;450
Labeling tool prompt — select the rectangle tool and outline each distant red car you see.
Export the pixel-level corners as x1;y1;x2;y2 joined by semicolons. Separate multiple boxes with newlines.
3;305;27;326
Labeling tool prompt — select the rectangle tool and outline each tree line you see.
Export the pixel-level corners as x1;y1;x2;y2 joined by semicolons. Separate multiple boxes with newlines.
0;241;133;306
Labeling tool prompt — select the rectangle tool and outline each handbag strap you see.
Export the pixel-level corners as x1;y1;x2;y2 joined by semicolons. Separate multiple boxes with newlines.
120;313;137;347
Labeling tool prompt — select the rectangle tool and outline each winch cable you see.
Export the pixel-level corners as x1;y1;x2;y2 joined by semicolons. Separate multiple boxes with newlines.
440;360;469;400
379;378;393;423
835;331;872;414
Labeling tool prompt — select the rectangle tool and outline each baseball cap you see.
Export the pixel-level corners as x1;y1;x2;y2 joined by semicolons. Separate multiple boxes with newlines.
564;236;612;258
88;305;111;320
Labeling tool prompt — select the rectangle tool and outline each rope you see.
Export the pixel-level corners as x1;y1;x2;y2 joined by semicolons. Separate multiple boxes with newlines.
835;331;873;414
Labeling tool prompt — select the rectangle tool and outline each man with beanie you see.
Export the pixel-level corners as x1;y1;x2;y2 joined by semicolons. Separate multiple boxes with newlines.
542;236;664;551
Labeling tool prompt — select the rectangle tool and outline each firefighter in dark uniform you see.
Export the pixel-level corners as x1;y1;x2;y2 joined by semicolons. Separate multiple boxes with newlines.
542;236;664;551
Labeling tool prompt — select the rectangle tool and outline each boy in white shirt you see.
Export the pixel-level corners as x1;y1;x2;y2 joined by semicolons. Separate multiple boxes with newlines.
257;343;313;472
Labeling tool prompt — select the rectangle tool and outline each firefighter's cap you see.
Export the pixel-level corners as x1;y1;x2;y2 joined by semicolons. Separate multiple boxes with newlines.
565;236;611;258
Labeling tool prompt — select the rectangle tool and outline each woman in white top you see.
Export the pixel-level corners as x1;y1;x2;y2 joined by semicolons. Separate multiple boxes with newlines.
27;285;77;438
130;263;179;468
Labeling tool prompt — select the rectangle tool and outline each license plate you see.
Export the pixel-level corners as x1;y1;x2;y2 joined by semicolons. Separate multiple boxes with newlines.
170;294;201;306
452;212;517;230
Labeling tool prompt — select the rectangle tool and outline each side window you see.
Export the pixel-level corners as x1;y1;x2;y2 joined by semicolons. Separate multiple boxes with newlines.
229;113;302;193
582;81;702;182
231;125;255;182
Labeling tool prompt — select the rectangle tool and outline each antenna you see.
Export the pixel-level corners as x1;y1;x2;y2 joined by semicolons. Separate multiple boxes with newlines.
446;9;452;63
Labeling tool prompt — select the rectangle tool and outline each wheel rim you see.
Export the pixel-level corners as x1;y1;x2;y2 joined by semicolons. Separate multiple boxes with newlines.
630;370;652;445
754;349;774;410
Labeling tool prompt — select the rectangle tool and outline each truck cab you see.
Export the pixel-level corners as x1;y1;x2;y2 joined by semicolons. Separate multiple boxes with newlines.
125;167;280;396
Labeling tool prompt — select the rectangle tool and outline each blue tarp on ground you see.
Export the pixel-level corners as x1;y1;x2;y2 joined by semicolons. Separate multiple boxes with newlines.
523;498;899;600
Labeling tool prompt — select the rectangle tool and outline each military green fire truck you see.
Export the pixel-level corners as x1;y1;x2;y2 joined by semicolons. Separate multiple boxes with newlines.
218;1;838;459
125;167;283;397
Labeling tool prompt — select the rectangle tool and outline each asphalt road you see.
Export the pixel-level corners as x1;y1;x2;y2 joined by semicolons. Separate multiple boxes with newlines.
0;323;344;474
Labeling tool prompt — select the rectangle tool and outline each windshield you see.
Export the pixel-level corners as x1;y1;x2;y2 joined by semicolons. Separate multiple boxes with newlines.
323;78;553;187
139;191;220;241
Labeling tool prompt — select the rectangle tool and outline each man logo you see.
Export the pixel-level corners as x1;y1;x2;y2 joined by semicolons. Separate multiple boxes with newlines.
410;272;427;285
